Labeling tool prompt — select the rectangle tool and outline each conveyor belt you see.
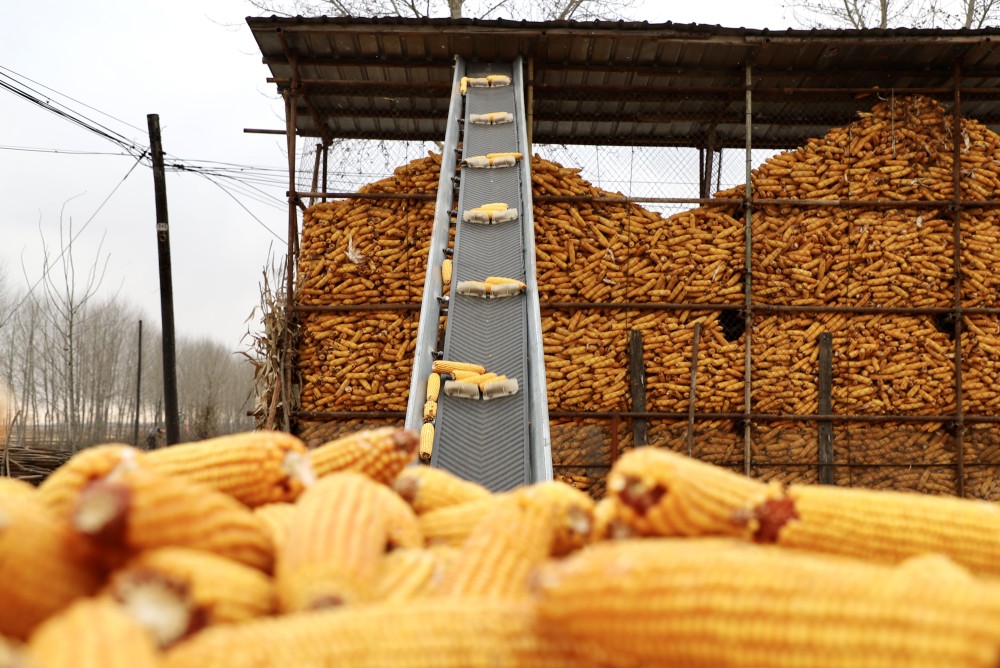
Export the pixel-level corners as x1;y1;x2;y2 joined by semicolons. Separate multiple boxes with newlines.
405;57;552;492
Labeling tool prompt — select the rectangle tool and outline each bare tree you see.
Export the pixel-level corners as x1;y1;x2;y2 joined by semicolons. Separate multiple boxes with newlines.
37;209;111;452
248;0;637;21
786;0;1000;28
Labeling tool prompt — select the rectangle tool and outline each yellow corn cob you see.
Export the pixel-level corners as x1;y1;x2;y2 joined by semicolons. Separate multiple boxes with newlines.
436;492;555;600
393;465;492;515
253;502;295;553
441;258;452;285
518;480;595;556
607;446;769;538
535;537;1000;668
372;482;423;550
143;431;314;507
0;636;26;668
107;547;276;647
486;74;511;86
277;472;387;612
418;423;434;463
431;359;486;375
448;369;482;381
162;599;578;668
484;276;527;289
486;152;522;160
72;467;273;572
0;477;34;500
426;373;441;403
750;482;1000;577
37;443;142;517
27;597;160;668
372;548;442;602
453;372;500;389
309;427;418;484
590;496;634;542
479;202;509;211
418;495;504;546
0;496;103;639
422;400;437;422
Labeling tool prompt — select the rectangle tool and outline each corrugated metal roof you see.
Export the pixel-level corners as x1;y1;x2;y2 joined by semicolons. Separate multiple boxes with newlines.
246;16;1000;148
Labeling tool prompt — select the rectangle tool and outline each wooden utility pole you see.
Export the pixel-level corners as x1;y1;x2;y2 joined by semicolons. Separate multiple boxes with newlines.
147;114;180;446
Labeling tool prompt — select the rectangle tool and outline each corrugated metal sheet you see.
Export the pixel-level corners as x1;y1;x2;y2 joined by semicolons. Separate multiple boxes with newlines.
247;16;1000;148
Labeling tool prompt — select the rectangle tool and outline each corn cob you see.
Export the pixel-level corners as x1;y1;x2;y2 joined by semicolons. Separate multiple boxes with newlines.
27;597;161;668
277;472;387;611
107;547;275;647
747;482;1000;577
431;359;486;375
72;467;273;572
518;481;595;556
372;548;442;602
372;482;423;549
441;258;452;285
0;477;34;500
418;494;504;546
163;598;578;668
0;636;26;668
607;446;769;538
143;431;314;507
0;496;103;639
484;276;527;289
393;465;492;515
534;537;1000;668
36;443;142;517
309;426;418;484
422;400;437;422
436;492;555;600
425;373;441;403
590;496;634;541
449;369;483;381
418;423;434;463
469;111;514;125
252;501;295;553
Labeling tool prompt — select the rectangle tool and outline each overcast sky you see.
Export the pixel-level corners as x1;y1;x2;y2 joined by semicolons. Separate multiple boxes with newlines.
0;0;793;354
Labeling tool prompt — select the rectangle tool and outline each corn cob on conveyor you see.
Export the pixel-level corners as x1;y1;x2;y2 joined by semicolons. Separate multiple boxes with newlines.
406;58;552;491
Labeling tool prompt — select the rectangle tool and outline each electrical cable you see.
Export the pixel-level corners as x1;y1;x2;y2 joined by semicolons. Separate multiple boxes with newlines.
0;153;147;332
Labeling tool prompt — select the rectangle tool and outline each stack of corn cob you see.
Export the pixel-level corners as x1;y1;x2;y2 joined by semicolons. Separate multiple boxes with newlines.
291;94;1000;501
12;432;1000;667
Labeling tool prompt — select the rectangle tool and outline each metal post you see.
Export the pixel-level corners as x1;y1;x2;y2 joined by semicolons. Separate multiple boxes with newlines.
147;114;180;446
686;321;702;456
526;57;535;158
818;332;835;484
742;61;754;477
308;143;321;209
951;61;966;497
282;88;299;434
133;319;142;447
628;330;648;447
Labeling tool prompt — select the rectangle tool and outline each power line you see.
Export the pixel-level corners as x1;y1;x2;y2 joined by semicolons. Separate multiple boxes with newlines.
0;153;147;332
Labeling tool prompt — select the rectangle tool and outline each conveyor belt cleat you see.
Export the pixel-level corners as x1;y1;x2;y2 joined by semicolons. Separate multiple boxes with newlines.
443;380;481;399
482;377;519;400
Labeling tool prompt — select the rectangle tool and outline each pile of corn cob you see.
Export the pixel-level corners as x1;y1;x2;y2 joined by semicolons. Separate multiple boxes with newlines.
10;431;1000;667
292;94;1000;501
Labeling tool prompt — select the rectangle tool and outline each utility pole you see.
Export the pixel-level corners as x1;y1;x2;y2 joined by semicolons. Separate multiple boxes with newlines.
147;114;180;446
